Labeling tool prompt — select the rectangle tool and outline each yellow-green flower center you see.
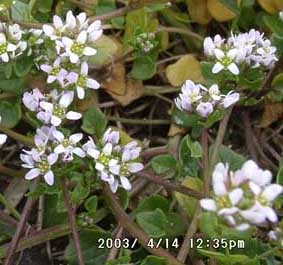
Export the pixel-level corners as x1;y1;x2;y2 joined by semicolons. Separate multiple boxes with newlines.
53;104;66;118
215;195;232;209
120;164;129;176
98;153;111;166
220;56;233;67
62;139;70;147
0;43;7;54
78;75;87;87
38;159;50;174
51;67;60;76
71;42;85;56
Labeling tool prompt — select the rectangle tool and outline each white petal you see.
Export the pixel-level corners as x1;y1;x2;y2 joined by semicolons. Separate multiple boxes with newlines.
62;37;73;48
43;25;54;37
262;184;283;202
128;163;144;173
53;130;65;142
95;162;104;171
86;78;100;89
229;188;243;205
212;62;224;74
44;171;54;185
248;181;261;196
264;207;278;223
218;207;238;216
236;223;250;231
80;61;88;75
227;63;240;75
213;182;227;196
110;164;120;175
25;168;40;180
73;147;86;158
47;153;58;165
83;47;97;56
40;101;53;112
120;176;132;190
40;64;52;73
87;148;100;159
200;199;217;211
214;48;225;60
0;134;7;145
53;15;63;29
70;133;83;144
76;86;85;99
54;144;65;154
77;31;87;44
66;111;82;120
51;116;62;126
59;91;74;108
47;75;57;83
103;143;112;156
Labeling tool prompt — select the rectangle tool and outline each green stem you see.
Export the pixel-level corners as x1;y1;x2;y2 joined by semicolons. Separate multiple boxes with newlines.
106;116;171;125
206;109;232;193
0;194;20;220
143;86;180;95
157;26;204;41
0;126;34;147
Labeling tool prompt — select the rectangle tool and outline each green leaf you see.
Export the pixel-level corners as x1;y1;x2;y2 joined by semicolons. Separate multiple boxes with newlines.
172;109;199;128
136;195;170;214
141;256;166;265
179;135;200;177
106;256;131;265
199;212;220;238
136;208;167;238
214;145;246;171
277;160;283;185
11;0;36;21
264;15;283;37
130;56;156;80
89;35;120;66
202;109;226;128
0;78;25;95
85;196;98;216
14;55;34;77
71;181;90;205
150;154;177;175
0;101;21;128
43;194;67;227
65;228;110;265
219;0;240;15
186;137;202;158
164;212;186;238
82;106;107;138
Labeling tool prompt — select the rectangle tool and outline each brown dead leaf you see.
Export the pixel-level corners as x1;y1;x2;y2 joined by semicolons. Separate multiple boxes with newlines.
186;0;212;25
168;124;186;137
165;54;204;87
259;103;283;128
102;63;144;106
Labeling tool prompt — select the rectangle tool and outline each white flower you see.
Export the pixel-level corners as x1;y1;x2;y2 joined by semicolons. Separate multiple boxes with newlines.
203;35;224;57
21;150;58;185
29;29;44;45
83;129;143;193
87;20;103;42
208;84;221;101
212;48;240;75
0;33;17;62
67;62;100;99
196;102;214;117
255;39;278;69
61;31;97;63
22;88;45;112
0;116;7;146
34;126;56;153
222;91;239;108
53;130;85;161
43;15;65;40
40;58;68;87
38;91;81;126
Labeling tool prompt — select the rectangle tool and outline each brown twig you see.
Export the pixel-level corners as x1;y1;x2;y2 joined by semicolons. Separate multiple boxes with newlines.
3;196;36;265
61;177;84;265
135;170;204;199
103;184;184;265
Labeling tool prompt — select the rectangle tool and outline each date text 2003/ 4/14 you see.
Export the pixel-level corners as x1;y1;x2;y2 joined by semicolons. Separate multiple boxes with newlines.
97;238;179;249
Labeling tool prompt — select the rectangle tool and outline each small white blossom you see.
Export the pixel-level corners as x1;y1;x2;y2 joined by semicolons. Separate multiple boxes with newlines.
61;31;97;63
22;88;45;112
83;129;143;192
67;62;100;99
53;130;85;161
21;150;58;185
41;58;68;86
38;91;81;126
212;48;240;75
203;35;224;57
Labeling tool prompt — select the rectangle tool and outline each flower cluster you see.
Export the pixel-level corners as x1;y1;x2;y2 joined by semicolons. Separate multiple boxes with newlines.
174;80;239;117
40;11;102;99
20;125;85;185
0;116;7;146
129;28;158;54
0;22;27;62
200;160;283;231
204;29;278;75
23;88;81;127
83;128;144;193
